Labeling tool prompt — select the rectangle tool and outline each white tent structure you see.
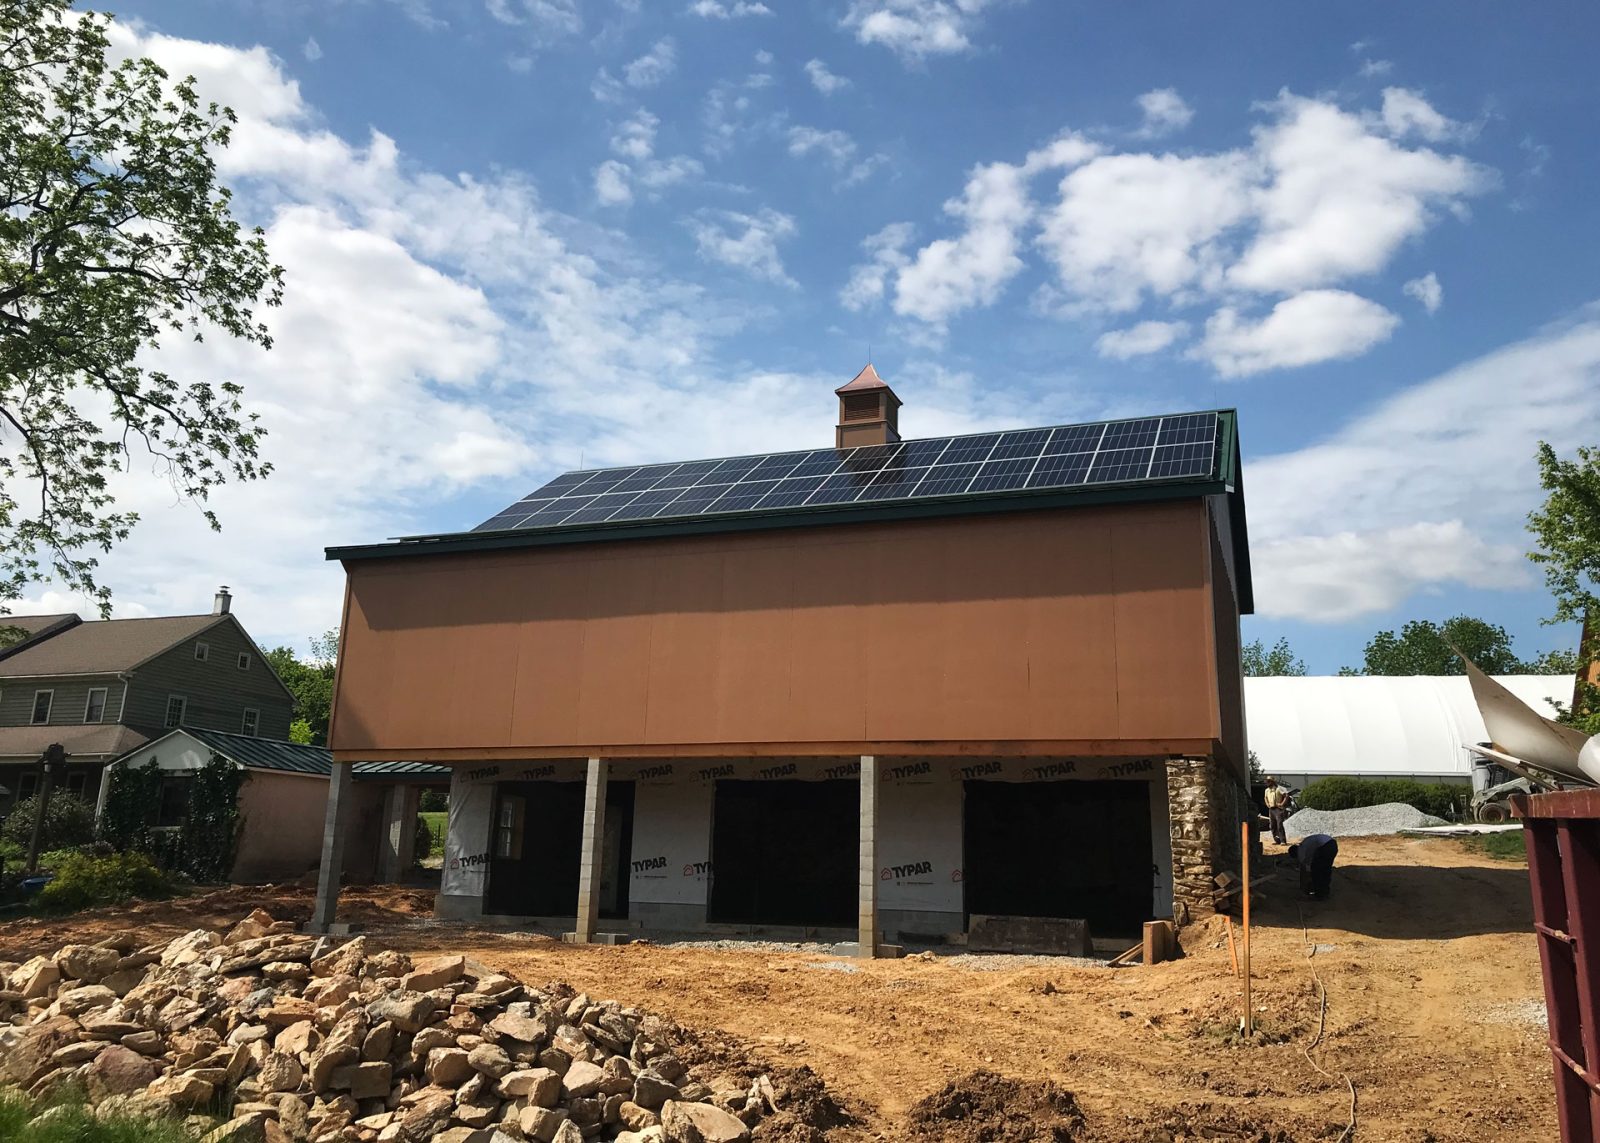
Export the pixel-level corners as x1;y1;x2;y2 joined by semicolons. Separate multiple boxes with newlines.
1244;675;1574;791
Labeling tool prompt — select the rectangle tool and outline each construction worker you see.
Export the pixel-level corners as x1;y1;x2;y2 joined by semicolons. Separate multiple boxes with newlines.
1263;776;1291;845
1289;834;1339;900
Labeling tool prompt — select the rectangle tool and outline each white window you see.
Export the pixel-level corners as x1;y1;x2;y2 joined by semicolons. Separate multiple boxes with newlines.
241;708;259;736
164;695;187;728
31;690;53;725
84;687;108;723
194;641;209;662
237;652;251;671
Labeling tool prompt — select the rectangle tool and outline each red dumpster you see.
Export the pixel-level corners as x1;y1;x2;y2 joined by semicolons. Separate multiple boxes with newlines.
1511;789;1600;1142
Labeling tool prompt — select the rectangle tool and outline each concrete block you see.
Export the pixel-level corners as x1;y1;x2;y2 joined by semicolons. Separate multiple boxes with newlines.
967;914;1090;957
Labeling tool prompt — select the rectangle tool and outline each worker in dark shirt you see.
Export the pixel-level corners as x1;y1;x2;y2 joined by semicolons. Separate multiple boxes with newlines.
1288;833;1339;899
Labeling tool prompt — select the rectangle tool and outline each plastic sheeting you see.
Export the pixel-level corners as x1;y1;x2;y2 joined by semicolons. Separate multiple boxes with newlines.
1244;675;1572;781
442;756;1170;918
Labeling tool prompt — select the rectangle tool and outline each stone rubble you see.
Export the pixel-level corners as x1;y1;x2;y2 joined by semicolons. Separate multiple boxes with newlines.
0;910;773;1143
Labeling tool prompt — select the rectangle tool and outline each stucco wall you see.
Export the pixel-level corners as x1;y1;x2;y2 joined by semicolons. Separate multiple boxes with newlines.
233;771;329;883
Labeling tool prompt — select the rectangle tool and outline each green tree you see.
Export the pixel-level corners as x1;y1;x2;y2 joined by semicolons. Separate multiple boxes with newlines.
265;630;338;745
1352;615;1524;676
1528;442;1600;627
1525;647;1582;675
1;0;283;615
1527;442;1600;733
1241;636;1307;676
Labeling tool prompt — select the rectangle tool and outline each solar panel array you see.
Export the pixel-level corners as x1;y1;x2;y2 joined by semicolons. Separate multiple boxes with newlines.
473;412;1220;533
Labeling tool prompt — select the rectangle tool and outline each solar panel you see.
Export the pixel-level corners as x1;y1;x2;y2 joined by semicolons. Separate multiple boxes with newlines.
473;411;1221;533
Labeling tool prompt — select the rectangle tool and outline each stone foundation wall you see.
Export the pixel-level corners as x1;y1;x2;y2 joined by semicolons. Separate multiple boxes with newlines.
1165;755;1252;922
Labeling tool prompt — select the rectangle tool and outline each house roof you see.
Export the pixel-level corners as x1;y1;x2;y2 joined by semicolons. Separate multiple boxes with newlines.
0;614;82;657
0;614;79;637
0;723;151;762
327;408;1252;613
835;363;894;394
140;727;449;781
0;614;225;678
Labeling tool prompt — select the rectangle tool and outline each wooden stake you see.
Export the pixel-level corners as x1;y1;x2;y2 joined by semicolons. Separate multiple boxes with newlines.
1241;821;1253;1037
1224;915;1239;977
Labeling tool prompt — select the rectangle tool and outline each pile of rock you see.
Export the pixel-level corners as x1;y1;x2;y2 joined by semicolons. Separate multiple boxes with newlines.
0;911;772;1143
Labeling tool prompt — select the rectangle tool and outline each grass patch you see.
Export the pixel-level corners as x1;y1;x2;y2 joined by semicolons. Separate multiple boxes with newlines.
0;1089;204;1143
1460;829;1528;862
419;811;447;847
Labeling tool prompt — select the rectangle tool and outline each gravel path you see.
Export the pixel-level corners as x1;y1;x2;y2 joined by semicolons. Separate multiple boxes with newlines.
1284;801;1450;837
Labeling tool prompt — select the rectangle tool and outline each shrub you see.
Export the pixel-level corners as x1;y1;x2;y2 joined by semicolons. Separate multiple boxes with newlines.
413;815;433;861
0;1089;200;1143
419;790;448;813
0;793;97;852
35;850;176;913
1298;776;1464;820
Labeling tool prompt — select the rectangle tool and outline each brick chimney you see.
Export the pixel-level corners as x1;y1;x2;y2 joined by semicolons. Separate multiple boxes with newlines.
213;586;232;615
835;364;902;448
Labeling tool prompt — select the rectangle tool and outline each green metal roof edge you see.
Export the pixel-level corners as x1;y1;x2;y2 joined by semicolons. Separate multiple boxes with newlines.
1215;409;1238;489
326;476;1230;563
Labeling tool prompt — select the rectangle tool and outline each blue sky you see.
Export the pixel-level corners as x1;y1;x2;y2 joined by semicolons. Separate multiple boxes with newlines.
18;0;1600;673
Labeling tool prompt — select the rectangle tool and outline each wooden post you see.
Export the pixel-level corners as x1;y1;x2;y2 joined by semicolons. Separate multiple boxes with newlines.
1241;821;1253;1037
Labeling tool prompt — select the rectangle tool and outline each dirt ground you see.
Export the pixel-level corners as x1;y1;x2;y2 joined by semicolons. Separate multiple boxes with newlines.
0;836;1555;1142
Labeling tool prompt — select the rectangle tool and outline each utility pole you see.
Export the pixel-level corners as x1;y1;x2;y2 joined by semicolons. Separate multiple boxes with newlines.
25;743;66;873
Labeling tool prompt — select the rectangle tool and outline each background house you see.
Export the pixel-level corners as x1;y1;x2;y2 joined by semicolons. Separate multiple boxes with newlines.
0;589;293;813
106;727;448;883
323;370;1254;951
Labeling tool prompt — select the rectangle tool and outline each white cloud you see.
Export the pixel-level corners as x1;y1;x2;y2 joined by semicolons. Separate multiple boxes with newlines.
1094;320;1189;360
891;133;1097;325
610;110;658;160
1254;524;1527;623
594;159;633;205
1196;290;1399;377
1227;93;1491;294
1360;58;1393;78
635;154;703;190
788;126;856;167
485;0;582;40
1248;307;1600;620
1379;87;1461;142
999;86;1491;370
623;38;677;88
840;222;915;310
686;208;797;284
754;50;773;65
688;0;772;16
1038;151;1253;314
1134;88;1193;138
1404;271;1443;314
843;0;1006;62
302;36;322;61
805;58;851;94
47;18;1024;645
591;67;626;103
594;111;703;205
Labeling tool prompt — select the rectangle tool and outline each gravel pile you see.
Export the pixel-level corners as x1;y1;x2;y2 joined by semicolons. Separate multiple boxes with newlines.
1284;802;1450;838
0;909;797;1143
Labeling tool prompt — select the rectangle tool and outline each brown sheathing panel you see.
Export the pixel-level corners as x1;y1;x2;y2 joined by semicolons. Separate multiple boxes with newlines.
331;501;1221;758
328;738;1220;763
1206;500;1247;777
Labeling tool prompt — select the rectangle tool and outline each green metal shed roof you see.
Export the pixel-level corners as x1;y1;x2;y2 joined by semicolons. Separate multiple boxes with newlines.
164;728;449;780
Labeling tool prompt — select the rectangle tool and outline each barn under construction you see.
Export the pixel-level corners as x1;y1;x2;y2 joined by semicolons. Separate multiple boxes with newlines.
321;367;1254;953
